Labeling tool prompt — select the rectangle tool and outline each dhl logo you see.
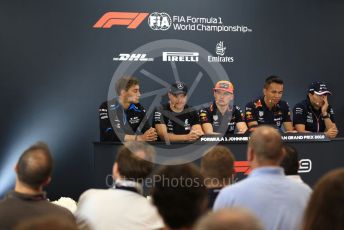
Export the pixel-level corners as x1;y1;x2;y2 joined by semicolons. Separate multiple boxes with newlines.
234;161;251;175
93;12;149;29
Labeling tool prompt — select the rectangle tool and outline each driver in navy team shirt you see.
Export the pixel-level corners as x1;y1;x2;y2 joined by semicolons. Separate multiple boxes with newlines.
245;76;294;132
293;81;338;138
199;80;247;136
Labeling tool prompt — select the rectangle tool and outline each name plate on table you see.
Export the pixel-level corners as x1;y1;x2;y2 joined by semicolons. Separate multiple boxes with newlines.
200;133;329;143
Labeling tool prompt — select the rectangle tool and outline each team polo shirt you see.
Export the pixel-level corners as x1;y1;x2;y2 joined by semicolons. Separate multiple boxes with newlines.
245;96;291;129
199;102;244;135
293;97;335;132
153;103;200;135
99;100;150;141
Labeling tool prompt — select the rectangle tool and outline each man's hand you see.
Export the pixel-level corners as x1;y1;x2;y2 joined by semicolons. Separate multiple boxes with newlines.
138;128;158;141
321;95;329;115
187;130;202;142
325;126;338;139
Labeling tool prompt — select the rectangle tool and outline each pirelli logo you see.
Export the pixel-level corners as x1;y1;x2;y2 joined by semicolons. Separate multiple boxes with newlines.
162;52;199;62
93;12;149;29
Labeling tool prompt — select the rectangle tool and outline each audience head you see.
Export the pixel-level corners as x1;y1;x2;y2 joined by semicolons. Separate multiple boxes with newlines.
151;163;208;229
201;146;235;187
15;142;53;190
247;126;283;167
195;207;263;230
302;168;344;230
280;144;299;175
113;142;155;182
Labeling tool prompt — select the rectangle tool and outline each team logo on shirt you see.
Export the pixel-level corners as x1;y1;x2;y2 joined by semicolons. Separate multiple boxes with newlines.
254;100;262;108
177;82;184;89
213;115;218;121
259;111;264;117
129;117;140;124
167;120;173;132
184;119;191;130
295;107;303;114
200;112;207;122
245;111;253;120
306;112;313;123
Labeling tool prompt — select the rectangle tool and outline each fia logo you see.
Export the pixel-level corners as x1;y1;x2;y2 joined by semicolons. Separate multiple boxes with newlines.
216;41;226;56
148;12;172;30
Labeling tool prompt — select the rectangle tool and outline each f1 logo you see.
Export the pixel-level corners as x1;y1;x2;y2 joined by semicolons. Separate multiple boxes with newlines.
298;159;312;173
234;161;251;175
93;12;149;29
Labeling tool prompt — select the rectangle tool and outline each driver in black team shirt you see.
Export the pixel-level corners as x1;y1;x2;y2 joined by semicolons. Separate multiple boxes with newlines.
153;81;204;142
99;76;157;142
245;76;294;132
199;80;247;136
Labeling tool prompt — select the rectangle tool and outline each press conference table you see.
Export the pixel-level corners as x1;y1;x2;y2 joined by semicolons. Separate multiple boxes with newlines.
92;134;344;189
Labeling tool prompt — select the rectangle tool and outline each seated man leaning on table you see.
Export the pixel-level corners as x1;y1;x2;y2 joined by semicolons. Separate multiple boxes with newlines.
199;80;248;136
153;81;204;142
99;76;157;142
293;81;338;138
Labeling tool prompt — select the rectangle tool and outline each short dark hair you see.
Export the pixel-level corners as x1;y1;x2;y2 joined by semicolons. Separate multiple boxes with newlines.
17;142;53;189
302;168;344;230
152;163;208;229
264;76;284;89
201;146;235;186
115;76;139;95
280;144;299;175
116;142;155;181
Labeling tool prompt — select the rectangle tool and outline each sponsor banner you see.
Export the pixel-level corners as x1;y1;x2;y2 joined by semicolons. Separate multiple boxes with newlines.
94;12;149;29
162;52;199;62
298;159;312;173
234;159;312;176
200;133;329;143
208;41;234;63
148;12;253;33
200;136;249;143
113;53;154;61
94;11;253;33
